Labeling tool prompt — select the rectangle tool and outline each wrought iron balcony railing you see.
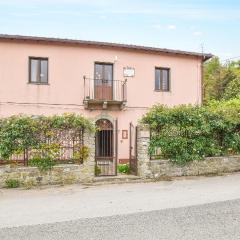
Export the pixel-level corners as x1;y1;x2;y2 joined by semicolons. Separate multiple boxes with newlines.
83;77;127;103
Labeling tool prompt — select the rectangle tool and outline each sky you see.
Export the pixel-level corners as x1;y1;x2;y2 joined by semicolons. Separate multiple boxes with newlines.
0;0;240;60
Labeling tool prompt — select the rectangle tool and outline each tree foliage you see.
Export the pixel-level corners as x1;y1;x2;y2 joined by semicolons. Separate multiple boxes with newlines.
204;57;240;102
223;76;240;100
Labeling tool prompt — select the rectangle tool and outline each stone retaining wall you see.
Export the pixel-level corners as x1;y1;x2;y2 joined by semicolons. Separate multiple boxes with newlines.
150;156;240;179
137;125;240;179
0;130;95;188
0;164;92;188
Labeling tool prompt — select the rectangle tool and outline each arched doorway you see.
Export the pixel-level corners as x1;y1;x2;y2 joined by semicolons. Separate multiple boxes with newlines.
95;119;116;176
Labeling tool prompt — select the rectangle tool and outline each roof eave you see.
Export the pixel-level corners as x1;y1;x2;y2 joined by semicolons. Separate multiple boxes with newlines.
0;34;213;60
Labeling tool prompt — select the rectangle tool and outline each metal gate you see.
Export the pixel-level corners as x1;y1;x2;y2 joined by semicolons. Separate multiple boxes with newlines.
95;119;117;176
129;122;138;175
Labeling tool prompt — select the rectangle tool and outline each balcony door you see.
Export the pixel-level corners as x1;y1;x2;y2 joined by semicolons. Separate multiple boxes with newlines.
94;63;113;100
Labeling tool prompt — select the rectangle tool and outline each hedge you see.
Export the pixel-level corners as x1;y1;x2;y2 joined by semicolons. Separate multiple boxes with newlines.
141;98;240;164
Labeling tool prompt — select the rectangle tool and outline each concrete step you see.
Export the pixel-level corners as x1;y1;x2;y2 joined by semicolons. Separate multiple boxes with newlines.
93;174;142;185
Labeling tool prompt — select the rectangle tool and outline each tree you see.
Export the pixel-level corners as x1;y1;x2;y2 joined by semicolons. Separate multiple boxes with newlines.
203;57;222;102
203;58;240;102
223;76;240;100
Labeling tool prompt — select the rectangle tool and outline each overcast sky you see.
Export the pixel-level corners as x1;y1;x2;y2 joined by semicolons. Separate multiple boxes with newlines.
0;0;239;60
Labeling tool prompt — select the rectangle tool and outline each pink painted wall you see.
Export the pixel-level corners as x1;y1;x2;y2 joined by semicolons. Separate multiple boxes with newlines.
0;41;203;161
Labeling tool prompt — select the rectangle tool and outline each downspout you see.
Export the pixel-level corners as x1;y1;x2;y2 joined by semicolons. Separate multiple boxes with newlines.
201;56;204;105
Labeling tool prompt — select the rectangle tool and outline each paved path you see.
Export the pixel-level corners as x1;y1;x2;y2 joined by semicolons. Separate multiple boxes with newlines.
1;173;240;239
1;199;240;240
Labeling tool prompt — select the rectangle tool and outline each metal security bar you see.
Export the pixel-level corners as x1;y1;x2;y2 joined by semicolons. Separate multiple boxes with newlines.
0;129;84;166
149;129;162;160
95;119;117;176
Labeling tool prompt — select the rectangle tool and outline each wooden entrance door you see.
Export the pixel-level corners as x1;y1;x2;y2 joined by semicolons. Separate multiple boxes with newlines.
94;63;113;100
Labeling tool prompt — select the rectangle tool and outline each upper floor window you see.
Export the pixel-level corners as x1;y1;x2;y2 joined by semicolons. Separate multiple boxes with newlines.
155;68;170;91
29;57;48;84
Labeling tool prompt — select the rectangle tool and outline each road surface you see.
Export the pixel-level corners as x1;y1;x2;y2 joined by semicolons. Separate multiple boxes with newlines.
1;199;240;240
1;174;240;239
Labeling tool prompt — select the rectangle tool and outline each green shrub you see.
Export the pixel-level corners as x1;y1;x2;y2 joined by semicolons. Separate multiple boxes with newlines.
29;156;56;172
5;179;20;188
142;99;240;165
28;142;59;172
73;145;90;164
118;164;130;174
95;165;101;176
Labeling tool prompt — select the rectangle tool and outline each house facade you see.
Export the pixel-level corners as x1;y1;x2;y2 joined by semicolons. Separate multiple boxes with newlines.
0;34;212;176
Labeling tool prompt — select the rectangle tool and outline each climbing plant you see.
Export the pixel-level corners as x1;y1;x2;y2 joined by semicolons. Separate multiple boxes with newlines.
0;113;95;162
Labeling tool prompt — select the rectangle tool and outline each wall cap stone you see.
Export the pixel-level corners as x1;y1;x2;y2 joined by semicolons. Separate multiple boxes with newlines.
150;155;240;164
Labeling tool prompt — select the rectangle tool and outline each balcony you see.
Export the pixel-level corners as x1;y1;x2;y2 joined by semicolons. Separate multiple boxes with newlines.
83;77;127;110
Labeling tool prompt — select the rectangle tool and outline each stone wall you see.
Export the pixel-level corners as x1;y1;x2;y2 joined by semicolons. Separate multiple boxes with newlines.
150;156;240;178
0;130;95;188
137;125;152;178
136;126;240;179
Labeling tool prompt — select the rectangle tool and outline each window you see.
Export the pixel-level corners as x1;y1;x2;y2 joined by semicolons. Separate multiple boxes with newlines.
155;68;170;91
29;57;48;84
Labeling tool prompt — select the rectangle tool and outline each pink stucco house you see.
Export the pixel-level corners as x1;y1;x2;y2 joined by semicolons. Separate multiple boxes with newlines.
0;34;212;176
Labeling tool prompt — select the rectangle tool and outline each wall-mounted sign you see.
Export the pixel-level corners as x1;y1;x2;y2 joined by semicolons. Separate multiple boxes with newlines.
122;130;128;139
123;67;135;77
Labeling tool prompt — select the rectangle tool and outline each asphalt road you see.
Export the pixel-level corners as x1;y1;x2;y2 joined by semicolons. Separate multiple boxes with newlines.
1;174;240;239
2;174;240;228
1;199;240;240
